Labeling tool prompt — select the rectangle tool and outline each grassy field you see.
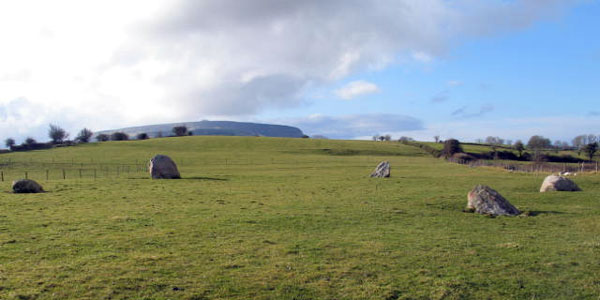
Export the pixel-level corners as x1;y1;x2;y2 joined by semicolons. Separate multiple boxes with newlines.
1;136;599;299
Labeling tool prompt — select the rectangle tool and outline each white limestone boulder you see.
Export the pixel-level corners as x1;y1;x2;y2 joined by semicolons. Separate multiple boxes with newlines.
466;185;520;216
540;175;580;192
370;161;390;178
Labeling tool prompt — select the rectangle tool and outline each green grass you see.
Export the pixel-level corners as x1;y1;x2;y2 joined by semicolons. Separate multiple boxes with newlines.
1;136;599;299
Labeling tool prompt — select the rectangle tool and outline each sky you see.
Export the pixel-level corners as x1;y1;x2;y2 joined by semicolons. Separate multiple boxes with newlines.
0;0;599;144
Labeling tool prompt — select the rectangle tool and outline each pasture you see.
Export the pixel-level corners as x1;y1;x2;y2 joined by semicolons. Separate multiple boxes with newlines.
0;136;599;299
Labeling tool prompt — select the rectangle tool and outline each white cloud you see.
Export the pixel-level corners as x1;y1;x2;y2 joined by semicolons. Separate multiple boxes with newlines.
412;52;434;63
447;80;463;87
451;104;495;118
335;80;380;100
0;0;580;140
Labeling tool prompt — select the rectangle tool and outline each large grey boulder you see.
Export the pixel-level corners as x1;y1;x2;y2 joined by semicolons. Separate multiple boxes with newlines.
12;179;44;193
149;155;181;179
466;185;520;216
370;161;390;178
540;175;580;192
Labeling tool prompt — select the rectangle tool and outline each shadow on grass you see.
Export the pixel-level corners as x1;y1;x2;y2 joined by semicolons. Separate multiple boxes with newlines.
125;176;228;181
180;176;228;181
523;210;565;217
4;191;49;194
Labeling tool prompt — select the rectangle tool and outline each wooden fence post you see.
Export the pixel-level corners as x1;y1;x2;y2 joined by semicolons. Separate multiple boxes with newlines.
25;171;28;179
1;171;3;182
62;169;66;180
46;170;49;181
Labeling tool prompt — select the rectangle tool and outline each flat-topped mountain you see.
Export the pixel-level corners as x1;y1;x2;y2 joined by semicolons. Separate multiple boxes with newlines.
95;120;305;138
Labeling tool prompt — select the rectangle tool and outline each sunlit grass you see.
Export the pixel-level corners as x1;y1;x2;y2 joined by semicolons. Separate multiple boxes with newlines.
0;136;599;299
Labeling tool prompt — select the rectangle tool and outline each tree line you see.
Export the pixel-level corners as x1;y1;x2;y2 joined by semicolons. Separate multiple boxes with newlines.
385;133;599;161
477;135;598;160
3;125;194;152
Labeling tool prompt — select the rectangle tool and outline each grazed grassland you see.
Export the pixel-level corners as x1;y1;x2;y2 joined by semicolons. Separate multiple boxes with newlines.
0;136;599;299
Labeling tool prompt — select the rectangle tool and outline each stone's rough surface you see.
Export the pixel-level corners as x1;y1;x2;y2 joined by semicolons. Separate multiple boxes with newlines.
540;175;581;192
370;161;390;178
149;155;181;179
467;185;520;216
12;179;44;193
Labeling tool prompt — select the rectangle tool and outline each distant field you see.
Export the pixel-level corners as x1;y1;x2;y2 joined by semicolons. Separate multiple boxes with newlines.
1;137;599;299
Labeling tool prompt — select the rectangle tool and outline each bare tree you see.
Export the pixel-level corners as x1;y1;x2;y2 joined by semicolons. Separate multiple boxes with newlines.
48;124;69;144
433;135;440;143
513;140;525;158
76;128;93;143
384;134;392;141
583;143;598;160
137;133;149;140
527;135;551;150
572;135;585;148
5;138;15;149
485;136;504;145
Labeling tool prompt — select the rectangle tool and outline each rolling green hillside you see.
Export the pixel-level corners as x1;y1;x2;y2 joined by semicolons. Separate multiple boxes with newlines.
1;136;599;299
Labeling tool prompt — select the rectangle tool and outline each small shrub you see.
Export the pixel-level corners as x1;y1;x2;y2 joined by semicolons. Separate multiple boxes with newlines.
172;126;188;137
137;133;149;140
25;137;37;145
5;138;15;149
442;139;463;158
96;134;109;142
110;132;129;141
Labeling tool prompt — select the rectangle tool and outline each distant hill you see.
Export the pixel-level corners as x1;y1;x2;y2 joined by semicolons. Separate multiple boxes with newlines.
95;120;305;138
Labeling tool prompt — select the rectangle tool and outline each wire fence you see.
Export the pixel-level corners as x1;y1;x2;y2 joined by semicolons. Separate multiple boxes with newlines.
0;164;149;182
7;155;594;183
0;156;382;182
448;157;600;174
